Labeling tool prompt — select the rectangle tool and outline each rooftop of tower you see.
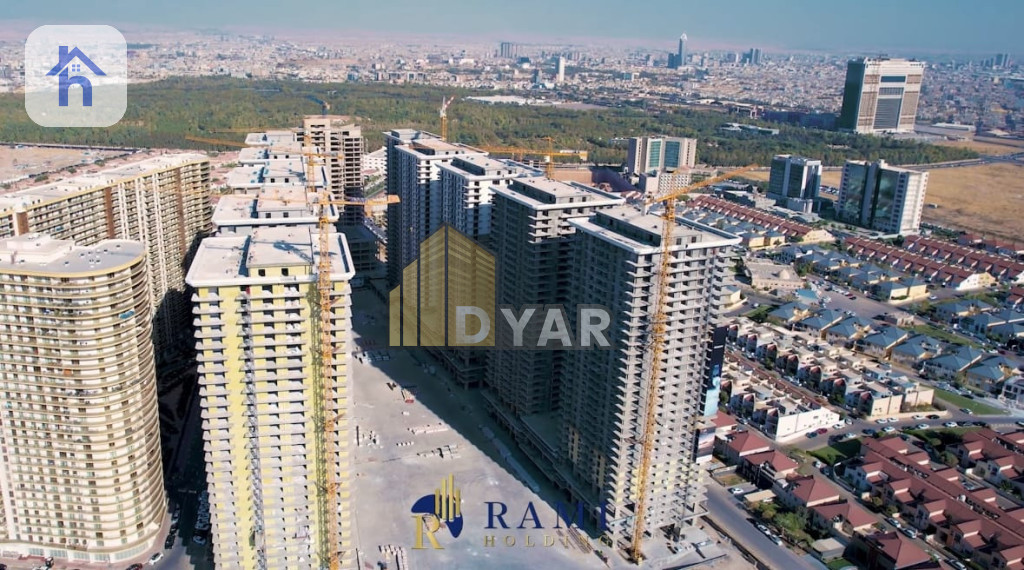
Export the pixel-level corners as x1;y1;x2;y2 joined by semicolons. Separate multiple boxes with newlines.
0;233;144;274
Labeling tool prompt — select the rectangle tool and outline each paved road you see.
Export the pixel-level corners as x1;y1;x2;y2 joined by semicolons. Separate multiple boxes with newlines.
705;484;814;570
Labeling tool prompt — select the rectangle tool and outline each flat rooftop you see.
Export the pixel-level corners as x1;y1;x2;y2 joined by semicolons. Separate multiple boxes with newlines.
186;226;354;286
212;188;335;227
439;154;541;179
493;178;623;210
0;153;208;212
571;205;741;254
402;138;483;157
225;159;324;190
0;233;144;274
244;130;299;147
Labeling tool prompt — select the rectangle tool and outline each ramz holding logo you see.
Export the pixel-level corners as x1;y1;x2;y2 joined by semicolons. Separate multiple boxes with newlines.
410;474;463;549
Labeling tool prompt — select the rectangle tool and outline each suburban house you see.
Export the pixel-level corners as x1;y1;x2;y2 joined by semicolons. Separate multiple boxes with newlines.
775;474;842;511
922;346;986;381
847;531;936;570
810;500;878;538
715;430;772;465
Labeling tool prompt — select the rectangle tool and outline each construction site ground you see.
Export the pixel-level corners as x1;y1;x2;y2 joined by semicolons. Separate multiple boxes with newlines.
348;289;741;570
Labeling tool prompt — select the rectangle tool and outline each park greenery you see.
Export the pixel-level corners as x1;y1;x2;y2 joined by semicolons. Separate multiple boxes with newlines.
0;77;978;167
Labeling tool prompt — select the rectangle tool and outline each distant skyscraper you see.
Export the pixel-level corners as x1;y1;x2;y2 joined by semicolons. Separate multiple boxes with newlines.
995;53;1012;68
499;41;519;59
838;58;925;134
768;154;822;213
837;159;928;235
556;55;566;83
743;48;762;66
678;33;687;67
626;136;698;174
0;234;167;564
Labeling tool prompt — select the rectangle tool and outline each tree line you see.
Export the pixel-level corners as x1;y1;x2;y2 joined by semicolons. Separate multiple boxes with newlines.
0;77;976;167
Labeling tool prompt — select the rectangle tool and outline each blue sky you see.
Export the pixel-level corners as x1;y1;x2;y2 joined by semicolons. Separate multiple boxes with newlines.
6;0;1022;54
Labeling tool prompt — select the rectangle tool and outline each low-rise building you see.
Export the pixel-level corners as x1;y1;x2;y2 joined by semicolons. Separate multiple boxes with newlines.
810;500;878;538
776;475;842;511
746;260;806;294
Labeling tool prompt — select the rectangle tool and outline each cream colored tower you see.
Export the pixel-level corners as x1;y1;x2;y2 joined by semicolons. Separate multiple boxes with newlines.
0;234;166;564
187;226;355;570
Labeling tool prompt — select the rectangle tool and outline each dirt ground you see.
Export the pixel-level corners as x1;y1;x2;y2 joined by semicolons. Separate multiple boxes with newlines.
921;162;1024;240
0;145;125;185
934;139;1024;156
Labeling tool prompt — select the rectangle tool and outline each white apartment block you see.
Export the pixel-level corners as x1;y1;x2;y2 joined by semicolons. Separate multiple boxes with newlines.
437;154;540;245
384;130;486;285
559;207;740;544
0;154;212;360
838;159;927;235
186;226;355;570
211;186;339;236
0;234;166;564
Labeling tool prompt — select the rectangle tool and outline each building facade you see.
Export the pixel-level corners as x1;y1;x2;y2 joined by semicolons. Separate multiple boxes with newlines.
186;226;355;570
559;207;739;545
384;130;486;285
437;155;538;246
0;154;212;362
0;234;166;564
301;116;379;273
486;179;623;418
768;154;822;212
838;58;925;134
626;136;698;175
837;159;927;235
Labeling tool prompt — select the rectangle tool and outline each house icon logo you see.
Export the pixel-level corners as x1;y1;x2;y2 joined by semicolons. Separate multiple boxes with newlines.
25;25;127;127
46;46;106;107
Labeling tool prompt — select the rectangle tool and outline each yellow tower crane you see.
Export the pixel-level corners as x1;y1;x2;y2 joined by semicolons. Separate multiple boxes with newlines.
628;164;757;565
439;95;455;141
475;138;588;179
185;133;398;570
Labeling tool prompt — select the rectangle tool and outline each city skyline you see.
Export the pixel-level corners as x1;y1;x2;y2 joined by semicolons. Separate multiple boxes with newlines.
3;0;1023;54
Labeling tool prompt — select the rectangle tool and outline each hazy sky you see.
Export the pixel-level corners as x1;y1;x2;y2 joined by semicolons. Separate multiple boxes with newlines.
5;0;1023;54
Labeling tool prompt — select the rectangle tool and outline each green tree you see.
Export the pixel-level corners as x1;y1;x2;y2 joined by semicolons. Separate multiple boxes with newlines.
775;511;808;537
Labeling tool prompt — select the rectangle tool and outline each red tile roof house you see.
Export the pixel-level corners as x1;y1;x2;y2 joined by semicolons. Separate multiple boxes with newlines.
853;435;1024;570
715;429;771;465
775;474;842;511
810;499;878;538
740;449;800;487
849;531;937;570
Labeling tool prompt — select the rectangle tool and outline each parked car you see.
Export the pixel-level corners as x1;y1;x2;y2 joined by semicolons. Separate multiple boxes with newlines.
127;565;144;570
148;553;163;565
832;423;844;430
960;408;975;415
912;414;925;420
756;523;769;534
882;426;896;433
863;428;877;436
915;424;929;430
885;517;902;529
943;421;959;428
902;527;918;539
927;414;941;420
817;427;828;435
948;559;967;570
192;536;207;545
729;487;745;495
875;418;888;425
164;535;175;549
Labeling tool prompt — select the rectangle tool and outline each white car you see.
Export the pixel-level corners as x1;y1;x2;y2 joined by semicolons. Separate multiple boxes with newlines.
832;423;844;430
944;421;958;428
882;426;896;433
912;414;925;420
729;487;745;495
149;552;164;565
915;424;929;430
